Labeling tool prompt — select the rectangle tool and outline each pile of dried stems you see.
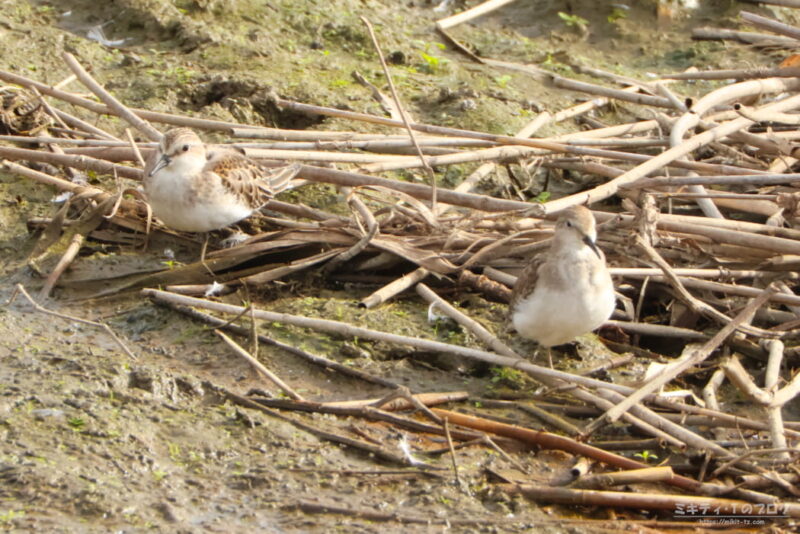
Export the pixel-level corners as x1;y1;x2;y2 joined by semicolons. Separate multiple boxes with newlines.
5;4;800;524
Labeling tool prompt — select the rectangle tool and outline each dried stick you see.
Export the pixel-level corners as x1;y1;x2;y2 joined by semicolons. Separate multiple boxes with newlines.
740;0;800;7
62;53;162;142
635;236;778;337
498;484;796;517
359;267;429;309
692;26;800;46
323;187;378;272
39;232;84;300
52;107;123;141
435;0;517;30
0;145;142;179
702;369;726;412
518;403;582;437
740;10;800;41
220;388;420;467
416;283;518;358
662;65;800;80
551;76;673;109
124;128;146;168
571;466;676;489
765;341;789;459
629;173;800;188
362;17;438;212
154;299;400;389
293;500;529;526
443;417;462;488
142;288;639;394
323;391;468;410
8;284;136;359
592;282;777;427
214;330;303;401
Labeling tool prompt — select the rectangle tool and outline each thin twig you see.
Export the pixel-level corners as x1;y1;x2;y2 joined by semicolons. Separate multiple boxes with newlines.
214;330;304;400
361;17;438;214
8;284;136;359
61;52;163;142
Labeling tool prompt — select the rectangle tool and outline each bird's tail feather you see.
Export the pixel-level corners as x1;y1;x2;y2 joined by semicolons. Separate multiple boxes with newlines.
260;163;302;195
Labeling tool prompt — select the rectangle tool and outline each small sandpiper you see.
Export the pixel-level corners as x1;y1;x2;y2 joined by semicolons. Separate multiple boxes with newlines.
509;205;615;361
144;128;299;234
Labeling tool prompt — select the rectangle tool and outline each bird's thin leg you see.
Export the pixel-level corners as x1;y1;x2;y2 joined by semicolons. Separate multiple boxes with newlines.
200;233;209;262
199;233;216;277
533;345;553;368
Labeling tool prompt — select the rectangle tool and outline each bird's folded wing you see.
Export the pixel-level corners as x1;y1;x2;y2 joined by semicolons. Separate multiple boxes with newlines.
207;153;273;207
509;255;543;312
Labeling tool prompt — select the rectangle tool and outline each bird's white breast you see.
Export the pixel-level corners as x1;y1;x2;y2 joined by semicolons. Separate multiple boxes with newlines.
145;168;253;232
512;248;615;347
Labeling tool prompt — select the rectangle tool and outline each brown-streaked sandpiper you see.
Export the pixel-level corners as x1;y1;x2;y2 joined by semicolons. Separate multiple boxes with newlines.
509;205;615;360
144;128;298;234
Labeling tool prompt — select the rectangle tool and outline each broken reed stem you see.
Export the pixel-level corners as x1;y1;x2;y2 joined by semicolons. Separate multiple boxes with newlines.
361;16;438;213
435;0;517;30
593;283;778;428
415;283;518;358
38;232;84;300
359;267;429;309
498;484;795;517
635;235;778;338
142;288;636;394
214;330;304;401
154;299;401;389
62;52;163;142
8;284;136;360
443;418;462;488
322;391;468;410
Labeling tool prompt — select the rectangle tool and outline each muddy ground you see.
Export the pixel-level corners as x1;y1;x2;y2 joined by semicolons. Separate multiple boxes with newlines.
0;0;790;532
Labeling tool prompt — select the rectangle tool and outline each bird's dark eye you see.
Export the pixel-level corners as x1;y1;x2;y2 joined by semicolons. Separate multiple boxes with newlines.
182;145;189;152
565;220;573;227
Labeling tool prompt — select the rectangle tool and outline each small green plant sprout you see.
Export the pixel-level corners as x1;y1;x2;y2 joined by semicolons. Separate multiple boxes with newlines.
533;191;551;203
634;450;658;463
490;366;526;389
0;510;25;525
494;74;512;88
558;12;589;33
67;417;85;430
608;6;628;24
419;42;449;74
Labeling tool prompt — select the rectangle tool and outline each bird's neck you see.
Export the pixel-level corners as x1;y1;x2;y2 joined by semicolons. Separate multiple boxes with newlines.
550;233;582;254
171;153;206;177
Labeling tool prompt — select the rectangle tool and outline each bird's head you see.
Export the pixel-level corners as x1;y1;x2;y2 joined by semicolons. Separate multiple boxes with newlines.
148;128;206;177
554;205;601;258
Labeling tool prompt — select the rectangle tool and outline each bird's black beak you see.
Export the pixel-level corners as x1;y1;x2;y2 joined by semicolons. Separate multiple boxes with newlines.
583;235;601;259
148;154;171;177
